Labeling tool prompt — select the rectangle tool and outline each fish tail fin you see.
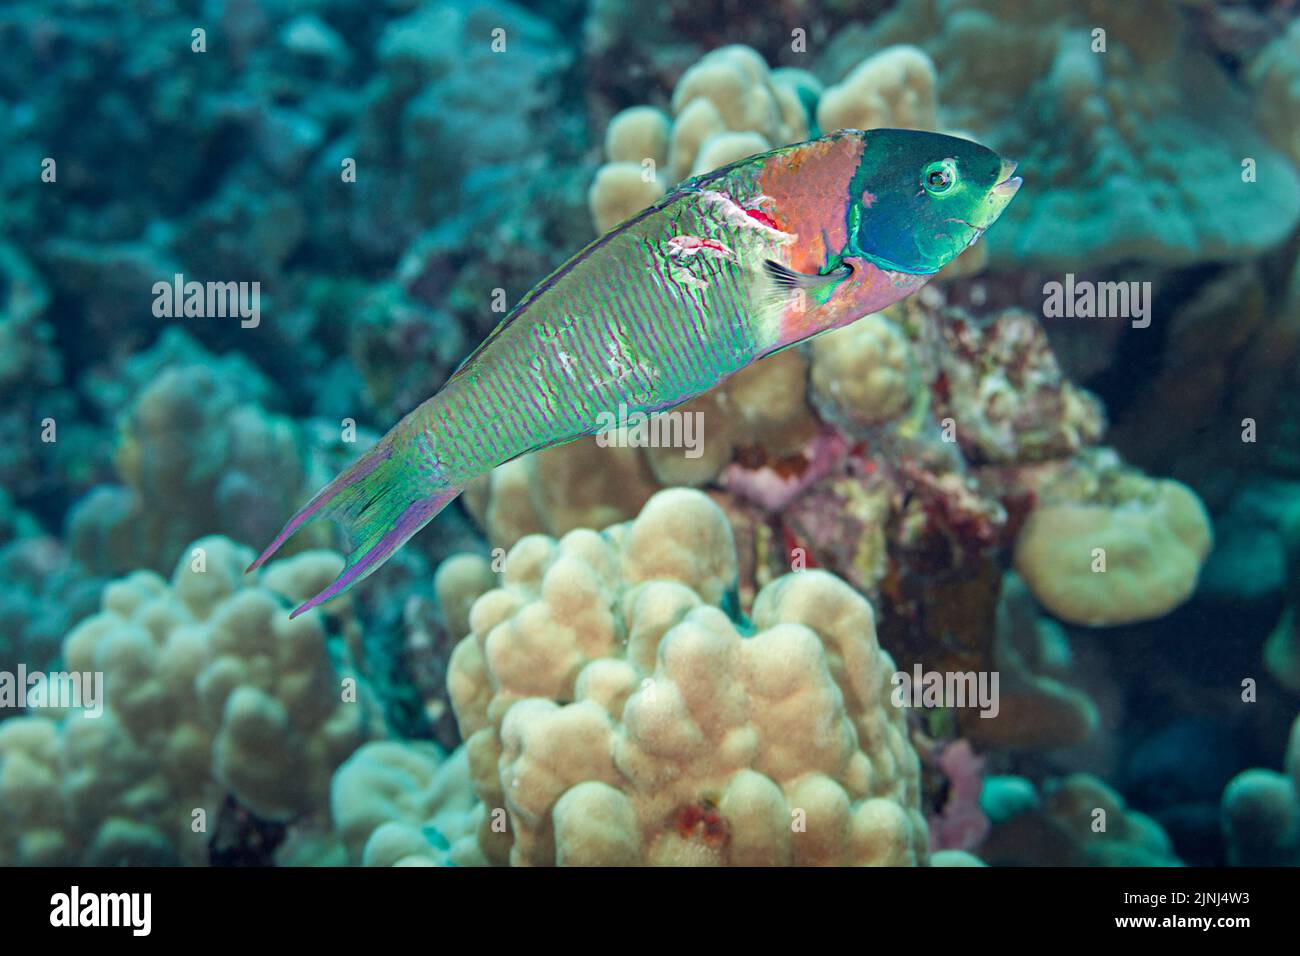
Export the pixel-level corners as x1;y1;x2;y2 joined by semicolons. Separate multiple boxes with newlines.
247;437;462;618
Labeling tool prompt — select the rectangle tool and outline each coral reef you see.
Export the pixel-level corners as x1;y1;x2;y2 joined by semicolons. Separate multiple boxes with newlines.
0;534;105;677
463;289;1213;728
1;0;1295;873
0;0;590;570
933;307;1106;465
981;773;1181;866
588;44;818;231
1264;501;1300;690
0;242;103;512
1011;452;1213;627
810;313;919;430
67;363;317;577
0;537;385;865
331;741;480;866
1249;19;1300;168
1104;260;1300;496
445;489;929;866
965;573;1099;751
815;44;938;133
847;0;1300;267
1221;714;1300;866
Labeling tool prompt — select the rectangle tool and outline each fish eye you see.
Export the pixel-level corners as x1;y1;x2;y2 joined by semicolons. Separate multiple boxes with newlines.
921;159;957;196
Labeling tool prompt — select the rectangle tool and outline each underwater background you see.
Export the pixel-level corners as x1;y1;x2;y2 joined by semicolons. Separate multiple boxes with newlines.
0;0;1298;867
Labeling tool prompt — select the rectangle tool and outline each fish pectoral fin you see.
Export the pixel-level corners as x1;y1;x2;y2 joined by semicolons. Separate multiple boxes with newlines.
763;259;852;293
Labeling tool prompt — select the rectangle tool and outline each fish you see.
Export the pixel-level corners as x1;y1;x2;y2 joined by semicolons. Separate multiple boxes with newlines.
250;127;1022;617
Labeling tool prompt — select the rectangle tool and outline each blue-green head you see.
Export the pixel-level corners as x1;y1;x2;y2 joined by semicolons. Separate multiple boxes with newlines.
843;128;1021;275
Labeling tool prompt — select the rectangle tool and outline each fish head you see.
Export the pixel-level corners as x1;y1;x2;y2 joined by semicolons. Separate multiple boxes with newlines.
840;129;1021;275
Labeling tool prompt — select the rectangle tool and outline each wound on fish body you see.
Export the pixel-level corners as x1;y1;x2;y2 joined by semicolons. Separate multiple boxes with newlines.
250;128;1023;617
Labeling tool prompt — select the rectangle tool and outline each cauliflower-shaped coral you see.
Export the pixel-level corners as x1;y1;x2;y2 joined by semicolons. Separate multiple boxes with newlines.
445;488;928;866
1012;453;1212;627
810;311;919;429
331;741;482;866
68;363;317;576
669;45;808;173
0;537;384;866
982;773;1180;866
463;439;662;550
587;162;668;234
816;44;938;133
603;105;672;168
1221;714;1299;866
588;46;813;231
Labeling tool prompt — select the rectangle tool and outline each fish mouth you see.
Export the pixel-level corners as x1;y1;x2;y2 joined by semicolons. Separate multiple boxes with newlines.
992;158;1021;199
974;158;1021;229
